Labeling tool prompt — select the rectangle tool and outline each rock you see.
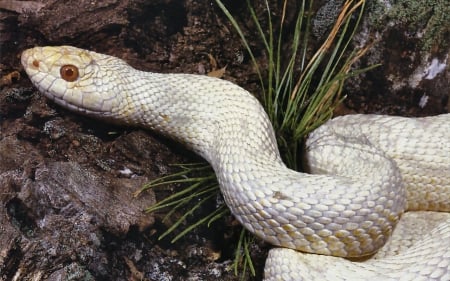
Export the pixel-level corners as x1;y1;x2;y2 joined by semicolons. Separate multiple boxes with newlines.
0;135;156;279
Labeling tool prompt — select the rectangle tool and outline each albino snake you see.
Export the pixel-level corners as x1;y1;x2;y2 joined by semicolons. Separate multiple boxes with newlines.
21;46;450;280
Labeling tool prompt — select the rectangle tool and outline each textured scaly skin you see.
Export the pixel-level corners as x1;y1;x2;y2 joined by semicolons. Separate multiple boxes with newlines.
21;46;450;280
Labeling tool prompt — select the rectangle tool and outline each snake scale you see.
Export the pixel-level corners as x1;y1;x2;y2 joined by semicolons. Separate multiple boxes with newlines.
21;46;450;280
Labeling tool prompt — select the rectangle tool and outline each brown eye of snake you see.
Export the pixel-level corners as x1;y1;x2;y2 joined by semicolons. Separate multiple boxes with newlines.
60;65;79;82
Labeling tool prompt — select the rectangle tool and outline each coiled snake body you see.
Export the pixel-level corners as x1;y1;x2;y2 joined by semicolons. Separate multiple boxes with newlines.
22;46;450;280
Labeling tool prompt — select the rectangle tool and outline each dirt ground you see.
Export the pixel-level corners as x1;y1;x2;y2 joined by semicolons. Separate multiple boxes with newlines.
0;0;448;280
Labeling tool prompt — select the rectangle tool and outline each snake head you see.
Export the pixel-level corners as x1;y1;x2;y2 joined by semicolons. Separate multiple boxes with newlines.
21;45;126;117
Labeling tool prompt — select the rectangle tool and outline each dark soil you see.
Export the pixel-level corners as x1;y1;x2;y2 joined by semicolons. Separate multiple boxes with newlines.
0;0;448;280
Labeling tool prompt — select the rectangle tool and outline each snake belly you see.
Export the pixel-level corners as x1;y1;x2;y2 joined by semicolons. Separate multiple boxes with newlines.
21;46;450;280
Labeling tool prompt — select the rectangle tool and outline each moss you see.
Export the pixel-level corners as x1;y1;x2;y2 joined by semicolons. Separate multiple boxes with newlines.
312;0;345;39
367;0;450;54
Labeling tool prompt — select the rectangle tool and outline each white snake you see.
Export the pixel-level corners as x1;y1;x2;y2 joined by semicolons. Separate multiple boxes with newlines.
21;46;450;280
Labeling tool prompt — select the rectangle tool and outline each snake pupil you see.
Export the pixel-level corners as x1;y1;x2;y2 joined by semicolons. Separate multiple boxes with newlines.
60;65;79;82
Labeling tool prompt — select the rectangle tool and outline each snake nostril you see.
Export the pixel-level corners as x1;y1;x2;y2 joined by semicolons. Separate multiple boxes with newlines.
32;60;39;68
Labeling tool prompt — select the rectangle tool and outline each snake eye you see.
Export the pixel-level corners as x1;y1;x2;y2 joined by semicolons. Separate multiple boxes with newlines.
60;64;79;82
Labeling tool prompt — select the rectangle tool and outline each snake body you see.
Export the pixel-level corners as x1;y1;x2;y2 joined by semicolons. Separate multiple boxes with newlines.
21;46;450;280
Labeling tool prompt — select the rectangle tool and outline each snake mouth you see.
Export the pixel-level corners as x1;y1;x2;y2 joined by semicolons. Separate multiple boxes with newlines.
46;93;103;115
23;71;104;116
44;88;118;120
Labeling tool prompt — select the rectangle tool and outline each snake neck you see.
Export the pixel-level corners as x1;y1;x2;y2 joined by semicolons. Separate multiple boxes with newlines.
115;70;282;167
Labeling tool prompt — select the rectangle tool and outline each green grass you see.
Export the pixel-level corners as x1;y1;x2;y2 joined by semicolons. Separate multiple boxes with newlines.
137;0;374;278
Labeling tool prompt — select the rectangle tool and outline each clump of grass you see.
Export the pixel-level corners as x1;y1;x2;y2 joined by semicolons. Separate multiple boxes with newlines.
137;0;374;277
135;163;226;242
218;0;372;169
